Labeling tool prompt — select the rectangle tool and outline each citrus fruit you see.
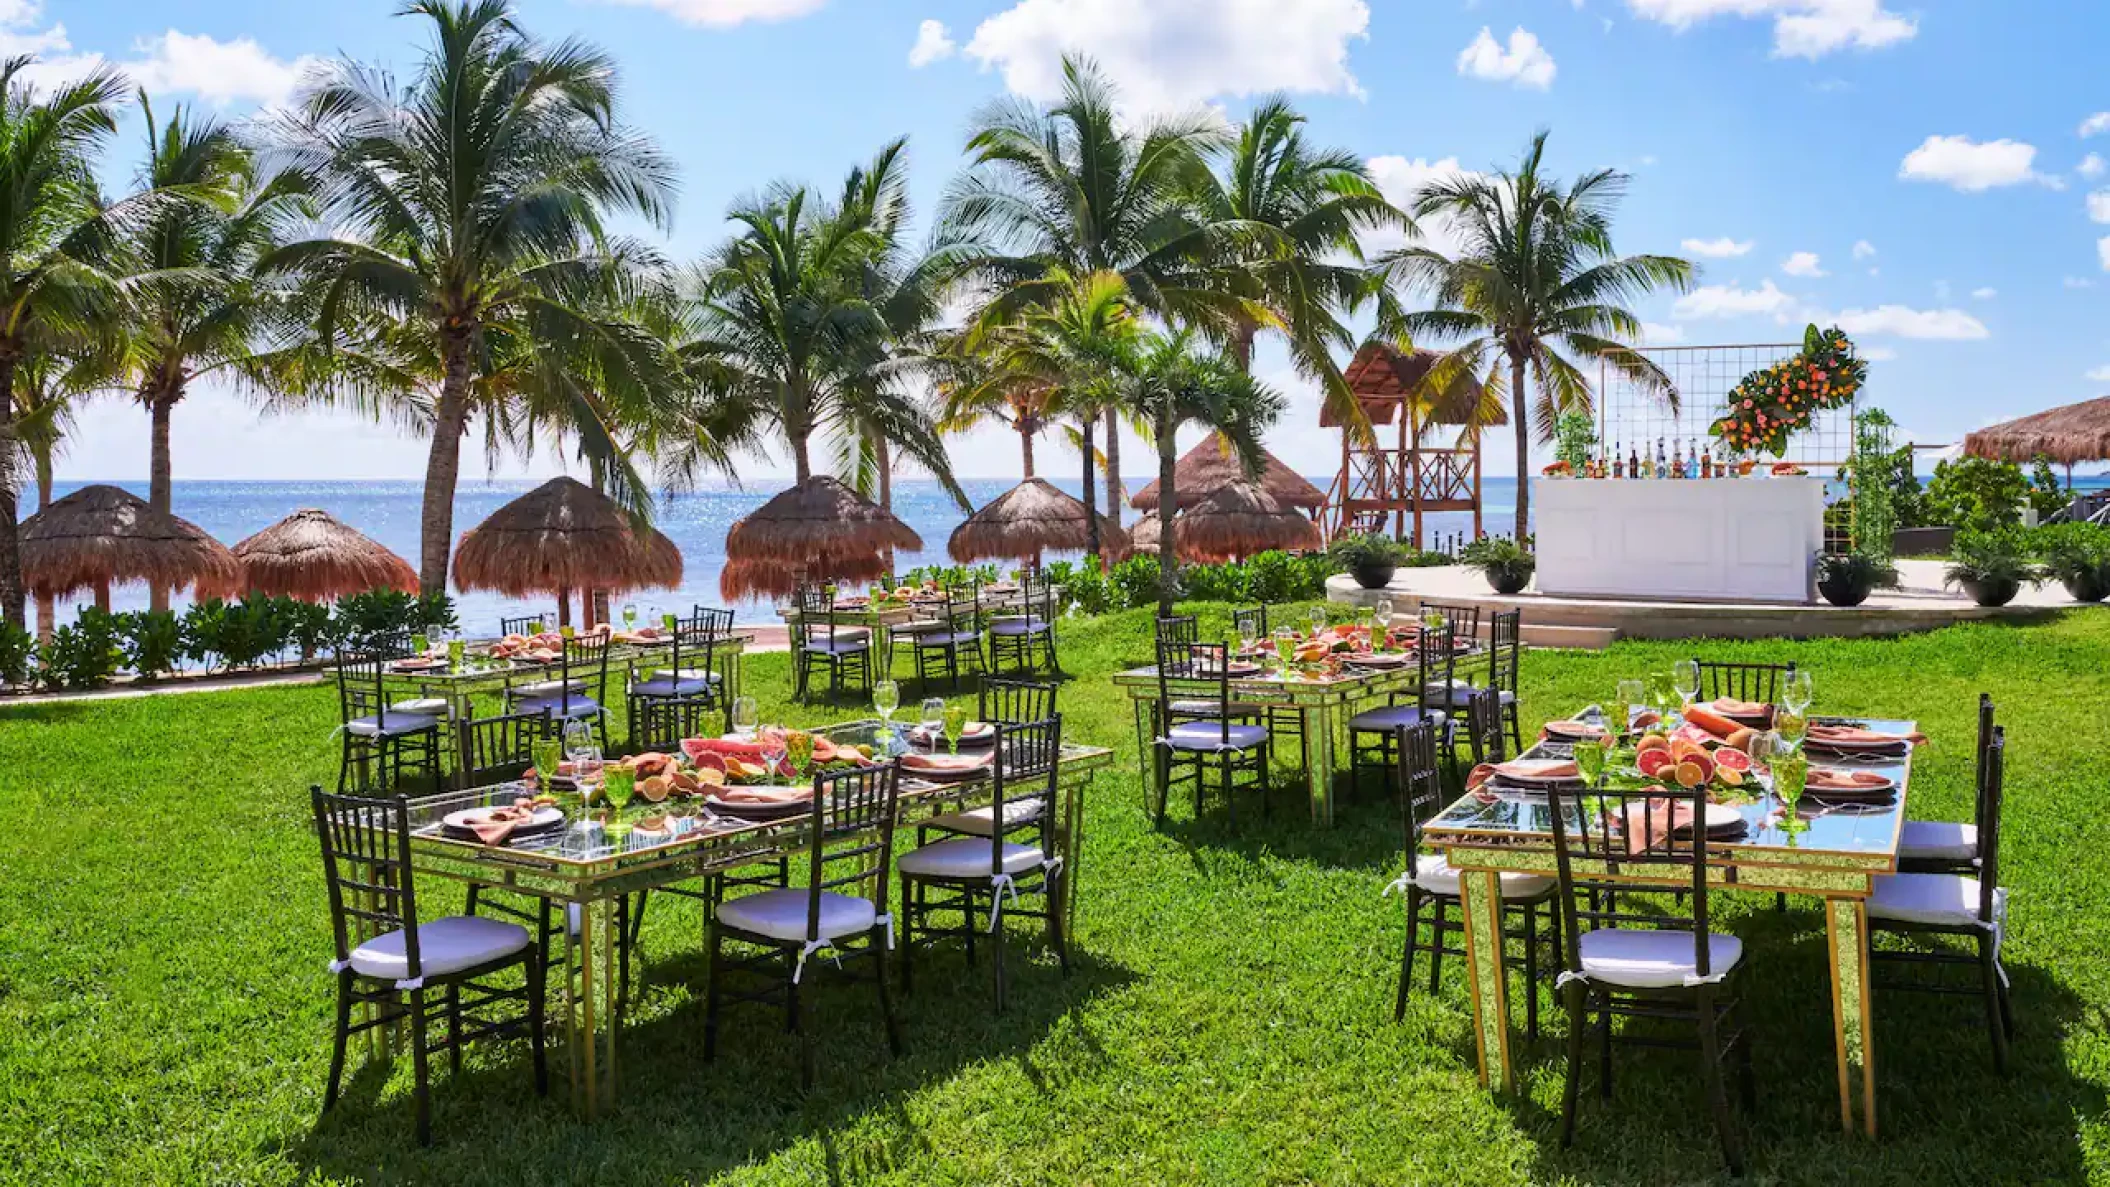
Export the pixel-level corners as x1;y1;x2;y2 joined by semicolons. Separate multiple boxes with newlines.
1715;748;1752;773
1637;748;1676;778
1635;734;1671;756
1675;761;1706;789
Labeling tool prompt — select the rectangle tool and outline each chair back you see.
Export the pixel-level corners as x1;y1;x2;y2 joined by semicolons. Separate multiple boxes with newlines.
1487;608;1523;694
988;716;1062;871
803;762;903;941
458;708;557;789
1464;687;1507;766
1976;728;2007;921
554;631;612;715
1155;637;1234;745
944;582;983;634
1546;781;1719;980
334;649;390;728
666;612;721;685
1232;605;1268;641
794;584;838;649
1155;614;1199;647
1420;601;1481;646
1414;626;1457;715
1393;718;1445;845
691;606;736;635
1020;570;1056;624
311;785;422;977
981;678;1058;725
1972;693;1998;841
1693;658;1795;704
499;614;543;638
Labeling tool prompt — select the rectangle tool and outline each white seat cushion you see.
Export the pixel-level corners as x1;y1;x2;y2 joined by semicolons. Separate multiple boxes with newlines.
815;626;871;643
512;695;601;721
804;636;870;656
1168;699;1265;717
346;710;441;737
898;837;1046;879
989;617;1050;636
1348;704;1445;732
1869;872;1999;928
511;678;586;698
390;697;452;717
1442;683;1516;708
1576;928;1743;989
1898;821;1979;863
630;674;715;698
1409;852;1555;899
716;888;877;943
347;915;531;982
927;798;1045;838
1163;721;1268;751
914;630;983;649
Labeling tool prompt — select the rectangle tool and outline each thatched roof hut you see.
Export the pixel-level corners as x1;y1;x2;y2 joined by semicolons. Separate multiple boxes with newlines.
232;509;417;602
1964;397;2110;467
1129;436;1327;512
1331;343;1504;430
948;478;1129;565
19;484;241;610
452;477;680;626
1170;481;1324;563
720;476;923;599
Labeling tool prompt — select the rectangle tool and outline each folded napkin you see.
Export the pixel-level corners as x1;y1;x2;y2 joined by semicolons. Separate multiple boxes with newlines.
1808;723;1923;747
1544;719;1608;740
464;805;537;846
1619;797;1700;856
1493;758;1579;781
901;752;991;773
1710;698;1772;720
715;786;811;804
1806;767;1894;793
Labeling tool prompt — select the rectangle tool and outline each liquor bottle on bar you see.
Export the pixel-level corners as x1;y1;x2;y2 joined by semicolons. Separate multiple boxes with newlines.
1611;442;1624;479
1655;437;1667;479
1682;440;1695;479
1700;444;1713;479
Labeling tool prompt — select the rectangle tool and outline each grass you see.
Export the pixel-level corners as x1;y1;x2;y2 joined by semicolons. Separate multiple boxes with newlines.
4;605;2110;1185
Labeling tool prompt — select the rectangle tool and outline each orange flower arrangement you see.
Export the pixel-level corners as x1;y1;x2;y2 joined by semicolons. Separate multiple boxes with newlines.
1709;324;1866;457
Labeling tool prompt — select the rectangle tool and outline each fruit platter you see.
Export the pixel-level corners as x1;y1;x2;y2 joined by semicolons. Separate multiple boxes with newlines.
1242;623;1439;680
487;631;570;663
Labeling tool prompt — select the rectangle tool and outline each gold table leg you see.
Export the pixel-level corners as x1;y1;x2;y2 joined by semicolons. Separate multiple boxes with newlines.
1826;897;1877;1136
566;898;622;1119
1456;867;1514;1092
1303;701;1336;827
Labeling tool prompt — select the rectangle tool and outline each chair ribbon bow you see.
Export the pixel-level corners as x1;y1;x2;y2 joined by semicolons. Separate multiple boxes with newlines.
792;915;896;984
984;856;1064;933
1382;870;1416;898
1981;886;2011;988
327;958;350;975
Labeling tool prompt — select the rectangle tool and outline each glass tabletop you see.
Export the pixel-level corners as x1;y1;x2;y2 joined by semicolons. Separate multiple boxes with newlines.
1426;715;1917;860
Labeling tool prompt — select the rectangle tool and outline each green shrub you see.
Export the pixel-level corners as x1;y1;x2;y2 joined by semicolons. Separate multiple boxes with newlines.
2031;522;2110;583
0;621;33;686
1946;527;2042;587
1108;555;1162;609
1817;551;1900;590
114;610;185;680
1327;532;1405;572
36;608;122;691
1924;457;2029;531
181;596;286;671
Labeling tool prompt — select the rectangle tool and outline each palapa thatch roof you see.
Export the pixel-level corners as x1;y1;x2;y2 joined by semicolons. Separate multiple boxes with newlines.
1170;481;1323;563
19;484;242;598
1129;436;1327;512
948;478;1129;564
1329;343;1504;429
451;476;681;598
1964;397;2110;467
719;476;923;599
1129;511;1161;553
232;509;417;602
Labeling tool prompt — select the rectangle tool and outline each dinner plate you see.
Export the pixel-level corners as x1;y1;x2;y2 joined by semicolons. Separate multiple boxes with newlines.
1543;719;1610;742
390;657;447;672
440;803;565;841
907;722;998;748
1489;765;1584;790
1707;701;1774;727
1674;802;1748;836
899;753;995;782
703;790;815;821
1197;661;1265;678
1803;768;1898;800
1804;734;1910;756
1346;652;1412;669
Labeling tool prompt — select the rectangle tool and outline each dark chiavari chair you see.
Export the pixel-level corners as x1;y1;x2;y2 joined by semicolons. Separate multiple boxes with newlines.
980;677;1058;726
312;786;544;1145
505;630;612;748
987;570;1059;676
905;583;987;693
703;763;904;1090
333;648;444;794
1347;626;1458;795
900;716;1070;1011
792;584;873;703
1692;658;1796;705
498;614;545;638
1870;727;2013;1071
454;707;556;790
627;613;729;749
1446;608;1524;752
1419;601;1482;648
1900;693;1996;874
919;680;1062;845
1546;779;1754;1175
1462;686;1509;769
1152;638;1271;826
1385;717;1559;1036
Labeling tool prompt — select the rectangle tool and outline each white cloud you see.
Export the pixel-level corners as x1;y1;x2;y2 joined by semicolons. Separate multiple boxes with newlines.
2088;190;2110;224
1672;279;1795;320
2082;154;2107;179
1681;236;1754;258
1623;0;1915;59
1831;305;1989;340
122;30;316;107
1781;251;1827;277
2082;112;2110;139
964;0;1371;111
1851;239;1876;260
1364;154;1487;257
907;19;956;67
1456;26;1556;89
1972;287;1996;300
1638;321;1686;344
2085;365;2110;383
1899;135;2057;193
599;0;827;26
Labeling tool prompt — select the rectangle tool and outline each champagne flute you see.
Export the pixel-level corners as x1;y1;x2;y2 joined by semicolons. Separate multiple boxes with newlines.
1616;678;1646;732
943;703;969;755
731;695;759;738
1575;734;1609;788
1673;659;1700;712
758;728;787;783
920;697;945;746
785;730;814;780
1308;606;1327;638
1236;618;1258;658
873;680;900;744
1784;670;1814;716
622;602;638;630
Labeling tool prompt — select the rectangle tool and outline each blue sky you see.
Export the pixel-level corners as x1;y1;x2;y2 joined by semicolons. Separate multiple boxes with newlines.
22;0;2110;483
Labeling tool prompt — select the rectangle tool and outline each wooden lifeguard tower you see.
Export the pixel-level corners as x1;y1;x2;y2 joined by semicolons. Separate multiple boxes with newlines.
1320;343;1502;546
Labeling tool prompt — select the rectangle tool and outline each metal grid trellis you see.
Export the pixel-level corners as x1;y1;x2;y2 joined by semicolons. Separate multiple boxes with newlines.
1595;344;1858;469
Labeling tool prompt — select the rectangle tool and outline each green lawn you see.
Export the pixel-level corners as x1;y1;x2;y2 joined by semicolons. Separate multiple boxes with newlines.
5;607;2110;1185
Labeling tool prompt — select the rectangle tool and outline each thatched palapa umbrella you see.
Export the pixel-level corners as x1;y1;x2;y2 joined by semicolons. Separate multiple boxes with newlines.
1964;396;2110;481
1130;435;1328;514
721;476;923;600
948;477;1129;567
19;484;241;612
452;477;681;628
1170;481;1323;563
1129;511;1161;554
232;509;417;602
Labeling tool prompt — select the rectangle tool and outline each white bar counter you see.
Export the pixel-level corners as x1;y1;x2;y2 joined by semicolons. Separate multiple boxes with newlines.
1534;476;1825;604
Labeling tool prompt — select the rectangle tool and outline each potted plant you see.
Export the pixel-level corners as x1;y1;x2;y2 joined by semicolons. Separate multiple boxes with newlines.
1945;528;2040;608
2033;523;2110;603
1328;532;1406;590
1816;552;1898;607
1460;535;1536;594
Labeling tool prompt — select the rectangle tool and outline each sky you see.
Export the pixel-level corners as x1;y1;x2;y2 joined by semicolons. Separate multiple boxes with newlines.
20;0;2110;487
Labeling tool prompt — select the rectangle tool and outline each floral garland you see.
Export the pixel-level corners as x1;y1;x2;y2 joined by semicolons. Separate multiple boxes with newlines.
1708;324;1868;457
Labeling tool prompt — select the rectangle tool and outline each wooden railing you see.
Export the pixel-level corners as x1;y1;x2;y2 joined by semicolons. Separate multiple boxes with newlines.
1321;447;1480;540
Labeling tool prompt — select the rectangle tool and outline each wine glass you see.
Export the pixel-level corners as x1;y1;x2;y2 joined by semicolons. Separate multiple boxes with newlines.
1673;659;1700;711
785;730;814;780
1771;744;1808;821
446;635;465;669
1774;706;1808;754
1743;729;1778;795
873;680;900;744
1372;597;1395;647
622;602;638;631
1616;679;1646;730
920;697;945;746
1783;670;1814;716
1270;628;1296;673
731;695;759;738
758;728;787;783
410;631;430;657
1575;734;1609;788
943;703;969;755
1647;671;1677;723
1307;606;1327;638
1236;618;1258;658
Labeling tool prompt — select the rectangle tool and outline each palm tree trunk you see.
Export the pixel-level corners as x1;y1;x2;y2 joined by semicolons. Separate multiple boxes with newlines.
419;329;474;598
1019;421;1036;479
875;434;895;574
589;465;610;628
1078;414;1101;559
1231;320;1258;373
791;431;812;484
35;448;53;647
148;389;175;613
1102;409;1123;528
0;352;24;627
1509;349;1531;542
1156;404;1179;620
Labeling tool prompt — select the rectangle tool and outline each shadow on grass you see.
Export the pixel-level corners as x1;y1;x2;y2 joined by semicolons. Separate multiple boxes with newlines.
1148;761;1415;878
273;940;1137;1185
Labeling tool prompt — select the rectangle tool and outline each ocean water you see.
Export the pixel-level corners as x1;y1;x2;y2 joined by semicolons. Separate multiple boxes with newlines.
26;477;1520;633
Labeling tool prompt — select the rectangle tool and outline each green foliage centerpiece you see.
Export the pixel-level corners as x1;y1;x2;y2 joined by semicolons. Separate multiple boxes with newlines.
1709;324;1868;457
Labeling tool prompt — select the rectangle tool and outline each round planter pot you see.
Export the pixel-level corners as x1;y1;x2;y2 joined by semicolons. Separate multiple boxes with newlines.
2061;569;2109;604
1961;576;2021;608
1818;573;1873;607
1486;566;1532;595
1350;561;1396;590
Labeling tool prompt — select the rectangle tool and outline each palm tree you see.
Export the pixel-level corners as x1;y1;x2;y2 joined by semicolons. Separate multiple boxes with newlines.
935;358;1056;479
1113;328;1286;617
263;0;679;596
11;335;116;641
120;97;308;611
1376;131;1693;539
0;58;128;628
679;139;965;512
940;56;1253;553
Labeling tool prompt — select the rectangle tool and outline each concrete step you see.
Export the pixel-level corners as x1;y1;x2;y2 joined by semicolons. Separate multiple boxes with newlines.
1522;623;1619;651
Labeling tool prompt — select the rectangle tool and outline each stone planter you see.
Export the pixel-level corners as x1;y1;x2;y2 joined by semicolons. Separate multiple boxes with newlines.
1485;564;1532;595
1960;576;2021;608
1818;571;1874;607
1349;561;1396;590
2060;568;2109;604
